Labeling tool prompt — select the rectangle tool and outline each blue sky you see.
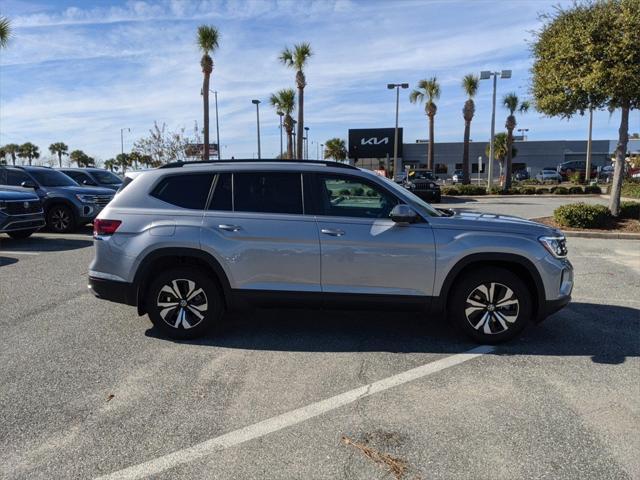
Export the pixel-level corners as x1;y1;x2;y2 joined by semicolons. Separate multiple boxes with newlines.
1;0;638;164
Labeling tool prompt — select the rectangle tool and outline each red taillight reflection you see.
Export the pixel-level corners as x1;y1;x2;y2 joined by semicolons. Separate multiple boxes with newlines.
94;219;122;236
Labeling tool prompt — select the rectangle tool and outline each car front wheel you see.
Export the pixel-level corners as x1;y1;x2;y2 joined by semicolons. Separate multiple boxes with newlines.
47;205;75;233
146;267;223;340
449;267;532;344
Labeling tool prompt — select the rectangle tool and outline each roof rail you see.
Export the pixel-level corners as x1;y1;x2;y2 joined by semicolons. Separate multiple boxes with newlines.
158;159;358;170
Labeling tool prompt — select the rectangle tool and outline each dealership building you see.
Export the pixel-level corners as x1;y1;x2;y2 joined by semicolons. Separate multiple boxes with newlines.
347;128;634;179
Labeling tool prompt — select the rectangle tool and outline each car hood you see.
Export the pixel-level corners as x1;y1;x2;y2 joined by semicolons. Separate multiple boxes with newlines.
44;185;115;196
0;186;40;201
430;210;559;236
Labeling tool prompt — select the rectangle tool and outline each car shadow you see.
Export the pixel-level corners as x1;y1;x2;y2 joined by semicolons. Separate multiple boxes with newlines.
145;302;639;365
0;236;92;252
0;256;19;267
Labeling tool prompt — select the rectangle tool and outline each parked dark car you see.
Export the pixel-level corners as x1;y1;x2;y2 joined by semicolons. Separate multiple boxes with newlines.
0;166;114;233
58;167;123;191
0;186;45;239
557;161;598;180
405;169;441;202
513;170;530;181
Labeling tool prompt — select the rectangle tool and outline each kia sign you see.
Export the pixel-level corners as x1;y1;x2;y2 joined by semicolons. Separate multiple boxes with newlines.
349;128;402;159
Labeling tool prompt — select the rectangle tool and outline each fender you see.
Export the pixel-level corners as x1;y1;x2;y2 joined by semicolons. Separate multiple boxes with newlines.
133;247;233;314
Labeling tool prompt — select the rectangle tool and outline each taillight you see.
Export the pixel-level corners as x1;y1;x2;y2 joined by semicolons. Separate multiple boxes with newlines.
94;219;122;236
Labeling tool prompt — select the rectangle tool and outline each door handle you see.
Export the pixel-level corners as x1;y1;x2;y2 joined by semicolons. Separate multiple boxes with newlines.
321;228;345;237
218;224;242;232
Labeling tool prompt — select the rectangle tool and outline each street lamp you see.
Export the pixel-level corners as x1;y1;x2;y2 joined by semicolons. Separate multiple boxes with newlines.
304;126;309;160
120;127;130;155
277;111;284;159
387;83;409;180
320;143;324;160
203;89;222;160
292;120;297;156
251;99;261;160
517;128;529;141
480;70;511;191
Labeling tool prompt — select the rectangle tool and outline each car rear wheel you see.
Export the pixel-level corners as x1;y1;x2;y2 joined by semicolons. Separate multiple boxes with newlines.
147;267;223;340
449;267;532;344
47;205;75;233
7;229;36;239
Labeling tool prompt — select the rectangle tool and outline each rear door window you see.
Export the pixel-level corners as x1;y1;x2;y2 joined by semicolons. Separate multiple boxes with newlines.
208;173;232;211
151;173;214;209
6;170;33;186
233;172;302;215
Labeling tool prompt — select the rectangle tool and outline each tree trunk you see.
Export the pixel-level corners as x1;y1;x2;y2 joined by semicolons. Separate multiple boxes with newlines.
609;105;629;217
462;120;471;184
297;85;304;159
428;114;435;171
203;73;210;162
287;130;293;159
11;154;15;166
58;153;62;168
505;127;513;190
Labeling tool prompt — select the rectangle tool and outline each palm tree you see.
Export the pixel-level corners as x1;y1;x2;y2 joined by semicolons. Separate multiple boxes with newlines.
502;93;530;189
410;77;440;171
3;143;19;165
70;149;94;167
485;132;517;181
103;158;117;172
18;143;39;165
115;153;132;173
49;142;69;168
0;16;11;49
0;146;7;165
461;74;479;185
323;138;347;162
196;25;220;162
269;89;296;159
279;42;312;159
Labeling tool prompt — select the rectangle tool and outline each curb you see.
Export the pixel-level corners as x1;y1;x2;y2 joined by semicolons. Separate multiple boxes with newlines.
530;217;640;240
442;194;603;199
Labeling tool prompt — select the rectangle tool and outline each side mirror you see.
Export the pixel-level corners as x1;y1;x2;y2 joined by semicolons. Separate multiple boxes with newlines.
21;180;37;189
390;204;418;224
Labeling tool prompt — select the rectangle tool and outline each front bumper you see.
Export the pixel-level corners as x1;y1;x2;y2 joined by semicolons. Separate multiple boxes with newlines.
88;276;137;306
0;213;46;233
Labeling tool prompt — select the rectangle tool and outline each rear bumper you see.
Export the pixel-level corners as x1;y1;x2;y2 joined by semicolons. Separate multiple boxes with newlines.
88;276;137;306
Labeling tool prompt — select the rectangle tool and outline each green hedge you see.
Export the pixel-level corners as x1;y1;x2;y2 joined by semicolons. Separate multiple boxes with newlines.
568;186;584;194
620;201;640;219
621;180;640;199
584;185;602;194
553;203;611;228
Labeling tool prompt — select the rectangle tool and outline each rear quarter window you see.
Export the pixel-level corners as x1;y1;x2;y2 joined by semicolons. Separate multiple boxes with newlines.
151;173;214;209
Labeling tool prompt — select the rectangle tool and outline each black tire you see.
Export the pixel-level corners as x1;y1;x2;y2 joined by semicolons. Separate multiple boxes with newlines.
146;267;223;340
7;229;36;239
433;193;442;203
448;267;532;344
47;205;75;233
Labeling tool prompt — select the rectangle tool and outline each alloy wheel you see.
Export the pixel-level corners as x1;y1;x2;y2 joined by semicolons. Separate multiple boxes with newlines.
156;279;209;330
464;282;520;335
51;208;71;232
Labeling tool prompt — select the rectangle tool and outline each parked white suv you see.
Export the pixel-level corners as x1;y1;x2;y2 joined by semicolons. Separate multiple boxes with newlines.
89;160;572;344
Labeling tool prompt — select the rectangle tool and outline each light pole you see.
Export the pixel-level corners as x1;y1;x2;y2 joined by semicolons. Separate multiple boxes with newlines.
585;106;594;183
480;70;511;191
321;143;324;160
120;127;130;155
387;83;409;180
292;120;297;156
304;126;309;160
277;111;284;159
517;128;529;141
213;91;221;160
251;99;261;160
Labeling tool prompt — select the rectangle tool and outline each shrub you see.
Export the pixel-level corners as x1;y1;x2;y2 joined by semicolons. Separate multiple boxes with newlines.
584;185;602;194
521;186;536;195
568;186;583;194
621;179;640;199
365;189;377;197
619;201;640;219
457;184;486;195
553;203;611;228
555;186;569;195
442;186;459;195
536;188;550;194
568;171;583;184
339;189;351;196
352;187;365;196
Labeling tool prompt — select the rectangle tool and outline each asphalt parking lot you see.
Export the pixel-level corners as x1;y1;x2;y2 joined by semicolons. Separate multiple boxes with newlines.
1;200;639;480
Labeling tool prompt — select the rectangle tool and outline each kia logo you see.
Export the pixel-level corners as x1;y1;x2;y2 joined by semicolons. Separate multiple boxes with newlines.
361;137;389;145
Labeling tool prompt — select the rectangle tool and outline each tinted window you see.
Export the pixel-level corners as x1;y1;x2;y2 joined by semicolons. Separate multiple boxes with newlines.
151;174;214;209
92;170;122;185
208;173;232;211
6;170;32;186
317;175;398;218
30;169;78;187
234;172;302;214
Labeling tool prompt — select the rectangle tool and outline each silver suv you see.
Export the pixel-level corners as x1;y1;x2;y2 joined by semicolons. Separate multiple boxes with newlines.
89;160;573;344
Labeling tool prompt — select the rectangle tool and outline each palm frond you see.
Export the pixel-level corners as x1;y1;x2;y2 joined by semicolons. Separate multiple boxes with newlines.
409;90;424;104
519;100;531;114
270;88;296;115
0;16;11;49
279;47;294;66
462;74;479;98
503;93;519;115
280;42;312;70
197;25;219;54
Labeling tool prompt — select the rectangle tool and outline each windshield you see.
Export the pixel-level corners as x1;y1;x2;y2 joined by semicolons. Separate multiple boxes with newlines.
92;170;122;184
409;171;434;180
30;169;78;187
371;172;443;217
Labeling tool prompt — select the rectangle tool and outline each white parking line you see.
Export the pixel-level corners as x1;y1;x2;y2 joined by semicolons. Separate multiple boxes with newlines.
96;345;493;480
0;251;40;256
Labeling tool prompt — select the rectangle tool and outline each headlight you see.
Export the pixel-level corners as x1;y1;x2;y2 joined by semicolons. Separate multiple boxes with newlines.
406;182;416;189
539;235;568;258
75;194;96;203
